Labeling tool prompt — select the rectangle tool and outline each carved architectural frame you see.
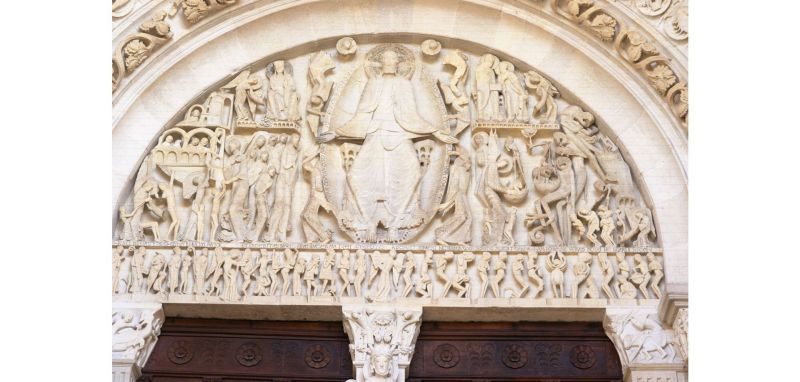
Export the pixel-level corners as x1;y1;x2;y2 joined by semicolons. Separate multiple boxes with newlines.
112;1;688;381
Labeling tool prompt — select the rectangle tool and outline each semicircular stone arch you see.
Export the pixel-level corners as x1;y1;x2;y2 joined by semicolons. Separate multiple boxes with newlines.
111;1;688;381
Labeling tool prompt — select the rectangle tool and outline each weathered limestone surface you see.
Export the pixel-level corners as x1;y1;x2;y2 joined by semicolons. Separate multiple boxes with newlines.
111;1;688;380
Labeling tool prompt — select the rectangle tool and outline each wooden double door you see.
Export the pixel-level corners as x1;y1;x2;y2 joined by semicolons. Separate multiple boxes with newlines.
140;319;621;382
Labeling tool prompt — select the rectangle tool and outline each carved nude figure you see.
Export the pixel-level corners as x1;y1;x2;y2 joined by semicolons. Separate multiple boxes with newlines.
477;251;492;298
400;252;416;297
436;252;453;298
292;256;304;297
206;248;225;296
546;251;568;298
392;251;405;292
416;250;434;298
178;248;192;294
578;208;602;246
120;179;161;241
337;250;352;297
597;205;617;247
630;253;651;299
497;61;527;121
112;246;126;294
269;250;282;296
452;252;474;298
472;53;501;121
319;249;337;296
283;248;298;296
192;248;208;297
615;252;637;299
436;147;472;245
304;254;321;298
167;248;182;295
647;252;663;299
597;252;615;299
129;247;146;293
292;256;306;297
158;181;181;240
300;149;334;243
524;70;559;124
254;249;272;296
618;205;656;247
491;252;508;298
240;250;259;300
526;251;544;298
354;249;366;298
265;60;300;122
146;253;167;294
510;254;529;298
572;252;599;299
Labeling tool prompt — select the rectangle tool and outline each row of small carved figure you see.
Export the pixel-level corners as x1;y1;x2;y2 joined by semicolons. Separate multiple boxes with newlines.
112;246;663;302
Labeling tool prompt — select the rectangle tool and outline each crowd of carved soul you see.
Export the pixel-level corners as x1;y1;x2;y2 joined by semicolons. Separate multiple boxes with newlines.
112;245;663;302
117;40;658;252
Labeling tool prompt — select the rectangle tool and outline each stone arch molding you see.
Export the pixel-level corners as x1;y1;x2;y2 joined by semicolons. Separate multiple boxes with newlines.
112;1;688;381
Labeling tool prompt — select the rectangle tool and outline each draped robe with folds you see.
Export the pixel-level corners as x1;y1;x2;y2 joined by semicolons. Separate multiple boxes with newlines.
335;72;439;231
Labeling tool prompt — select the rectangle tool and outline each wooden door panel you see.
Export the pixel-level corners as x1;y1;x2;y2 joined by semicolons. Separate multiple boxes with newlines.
139;319;352;382
408;322;622;382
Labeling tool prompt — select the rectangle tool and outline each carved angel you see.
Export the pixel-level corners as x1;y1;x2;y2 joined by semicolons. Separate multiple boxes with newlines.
524;70;559;124
222;70;266;123
435;147;472;245
306;52;335;137
300;149;334;243
438;49;471;135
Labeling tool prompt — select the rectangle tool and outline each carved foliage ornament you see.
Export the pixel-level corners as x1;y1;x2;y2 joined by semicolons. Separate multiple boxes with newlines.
112;1;237;92
112;305;165;368
555;0;687;126
342;306;422;382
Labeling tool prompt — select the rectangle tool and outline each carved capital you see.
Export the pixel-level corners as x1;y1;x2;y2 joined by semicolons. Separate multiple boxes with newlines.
112;302;164;382
603;307;685;380
342;305;422;382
